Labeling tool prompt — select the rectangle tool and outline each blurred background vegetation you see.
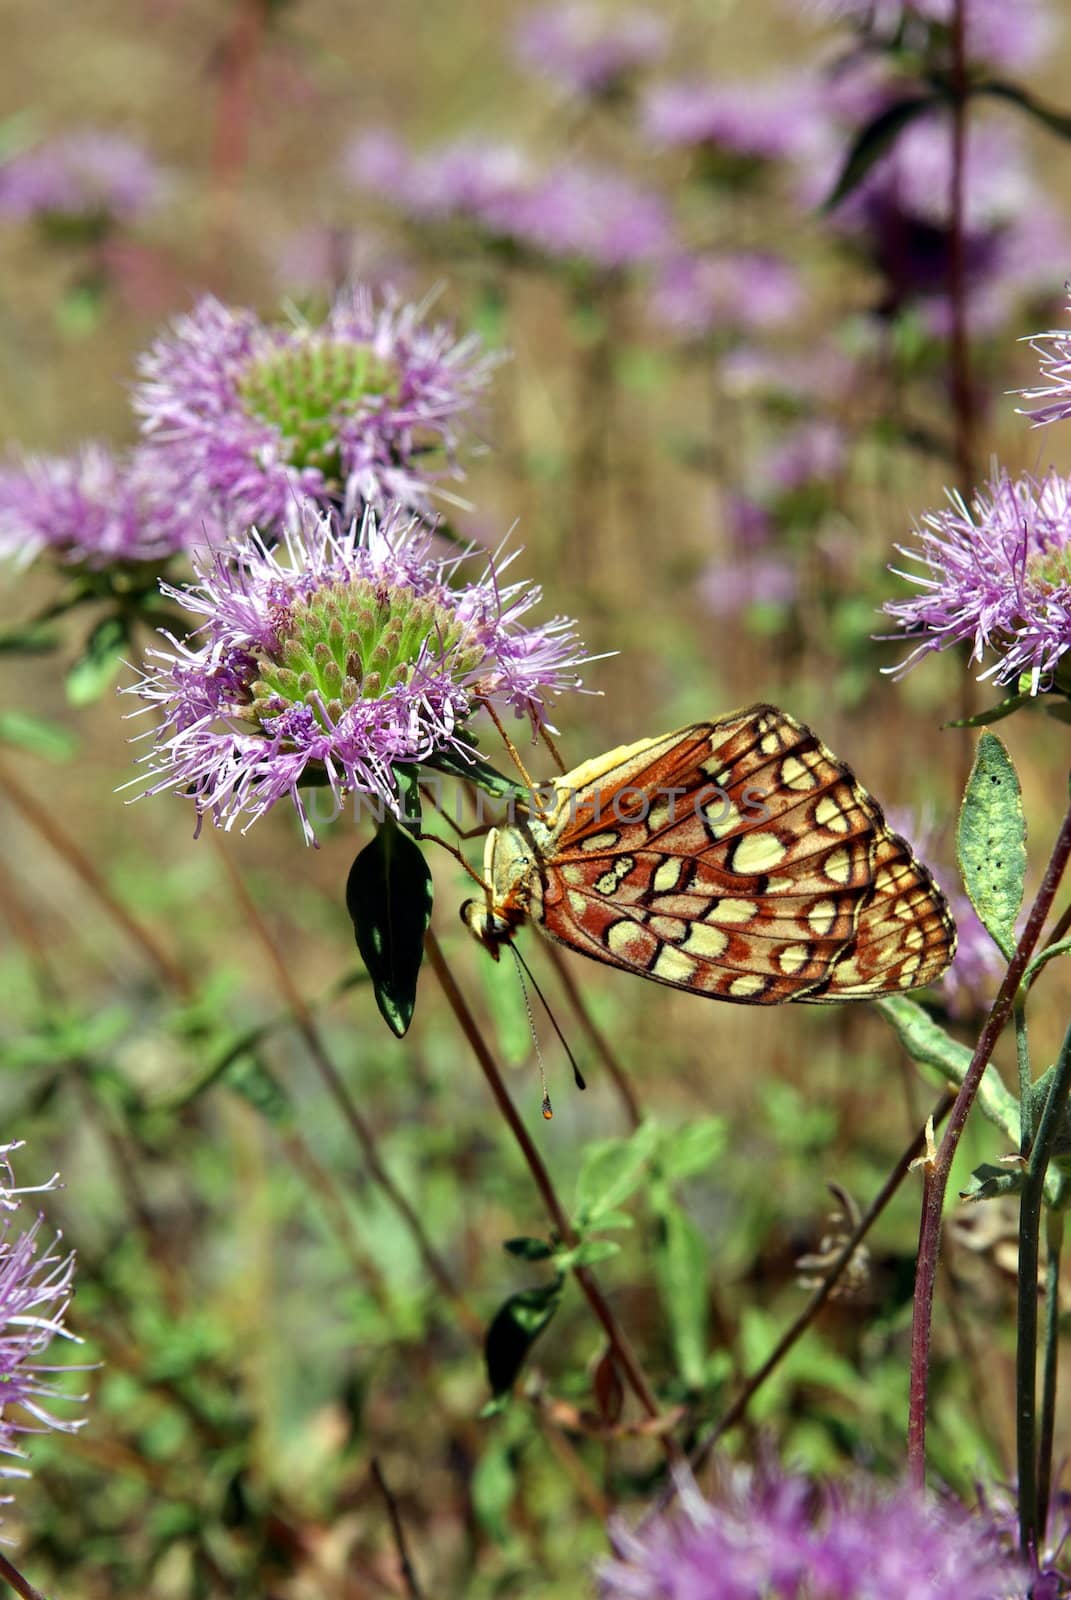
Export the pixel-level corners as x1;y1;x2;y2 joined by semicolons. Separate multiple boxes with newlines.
3;0;1071;1594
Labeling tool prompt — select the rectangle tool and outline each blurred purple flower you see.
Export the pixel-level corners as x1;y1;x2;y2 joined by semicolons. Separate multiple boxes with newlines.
642;73;825;163
883;468;1071;692
0;129;163;227
0;443;190;569
761;420;847;494
272;225;409;298
341;131;535;227
0;1143;83;1488
512;2;667;96
598;1463;1026;1599
701;554;798;616
807;0;1054;71
651;252;805;339
132;289;496;539
127;502;591;841
499;162;672;268
1019;294;1071;429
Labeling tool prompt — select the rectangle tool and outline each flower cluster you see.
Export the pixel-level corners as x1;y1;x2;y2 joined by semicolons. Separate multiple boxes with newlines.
133;289;496;540
512;2;667;97
641;73;825;164
0;1144;83;1488
0;444;191;569
884;468;1071;692
599;1464;1026;1600
0;129;163;229
650;253;805;340
128;503;590;842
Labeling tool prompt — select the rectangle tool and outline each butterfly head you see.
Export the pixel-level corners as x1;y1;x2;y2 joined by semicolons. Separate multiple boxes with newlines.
460;823;540;959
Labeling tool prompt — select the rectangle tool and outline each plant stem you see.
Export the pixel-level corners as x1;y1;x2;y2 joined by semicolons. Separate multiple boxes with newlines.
1017;1020;1071;1562
424;928;678;1452
907;799;1071;1486
0;1553;51;1600
371;1457;425;1599
688;1089;953;1482
542;942;643;1129
1016;998;1033;1149
213;838;481;1340
1039;1206;1065;1545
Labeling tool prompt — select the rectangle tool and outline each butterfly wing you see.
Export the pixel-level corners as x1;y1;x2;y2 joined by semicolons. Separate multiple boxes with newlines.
528;705;955;1004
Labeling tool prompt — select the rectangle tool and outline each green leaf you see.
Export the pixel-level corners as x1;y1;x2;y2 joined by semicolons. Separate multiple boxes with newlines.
346;818;433;1037
0;622;60;655
220;1052;292;1125
944;691;1034;729
66;614;129;707
973;79;1071;141
0;710;78;762
960;1161;1025;1203
653;1197;710;1390
574;1121;660;1227
484;1278;563;1396
1022;937;1071;993
956;732;1026;959
823;95;940;210
420;744;527;800
392;763;423;835
555;1238;621;1270
660;1116;727;1181
875;995;1020;1144
503;1236;554;1261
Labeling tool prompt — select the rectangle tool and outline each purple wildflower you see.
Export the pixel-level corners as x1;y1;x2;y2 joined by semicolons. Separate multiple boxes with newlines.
1019;295;1071;429
498;162;672;269
599;1463;1026;1599
883;468;1071;692
132;289;496;538
806;0;1054;71
701;554;798;616
341;132;536;228
641;73;825;164
0;129;163;229
512;3;667;97
651;253;805;340
127;501;591;842
0;1143;83;1490
0;443;191;569
761;420;847;495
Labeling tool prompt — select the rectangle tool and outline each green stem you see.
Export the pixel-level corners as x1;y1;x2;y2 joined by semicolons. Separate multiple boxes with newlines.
1017;1019;1071;1562
1016;998;1033;1150
1038;1206;1065;1545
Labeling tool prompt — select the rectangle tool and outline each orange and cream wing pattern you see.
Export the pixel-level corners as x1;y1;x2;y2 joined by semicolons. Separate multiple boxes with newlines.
483;704;955;1005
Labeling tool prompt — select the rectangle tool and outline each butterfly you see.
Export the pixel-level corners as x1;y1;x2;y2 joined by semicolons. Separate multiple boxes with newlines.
461;704;956;1004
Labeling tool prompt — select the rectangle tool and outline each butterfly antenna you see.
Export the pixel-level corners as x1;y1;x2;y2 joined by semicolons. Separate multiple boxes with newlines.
509;946;554;1119
508;944;587;1097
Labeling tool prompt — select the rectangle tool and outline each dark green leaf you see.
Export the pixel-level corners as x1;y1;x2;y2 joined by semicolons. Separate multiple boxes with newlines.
653;1196;710;1389
944;691;1034;728
503;1236;554;1261
0;710;78;762
346;818;433;1036
220;1053;292;1125
956;732;1026;959
420;744;527;800
973;79;1071;141
0;622;60;655
960;1162;1025;1203
66;614;129;706
574;1121;660;1227
392;763;423;835
823;95;940;210
484;1278;563;1395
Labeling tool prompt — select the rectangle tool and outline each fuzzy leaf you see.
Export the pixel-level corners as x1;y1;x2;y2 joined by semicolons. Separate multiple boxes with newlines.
346;818;433;1037
823;95;939;210
555;1239;621;1270
653;1197;710;1390
875;995;1020;1144
1022;938;1071;993
574;1121;660;1227
659;1117;727;1181
220;1053;292;1125
957;732;1026;959
420;743;527;800
484;1278;563;1396
0;710;78;762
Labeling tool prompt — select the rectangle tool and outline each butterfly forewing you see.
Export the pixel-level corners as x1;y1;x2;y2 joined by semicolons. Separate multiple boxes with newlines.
511;705;956;1005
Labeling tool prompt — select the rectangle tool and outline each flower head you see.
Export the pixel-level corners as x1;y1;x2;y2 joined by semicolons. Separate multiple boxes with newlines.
641;74;825;164
0;1143;83;1488
0;129;163;230
341;132;536;229
498;162;673;269
128;502;591;842
0;443;191;569
883;468;1071;692
651;252;805;340
1019;295;1071;429
132;289;496;540
599;1463;1026;1599
512;3;667;97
